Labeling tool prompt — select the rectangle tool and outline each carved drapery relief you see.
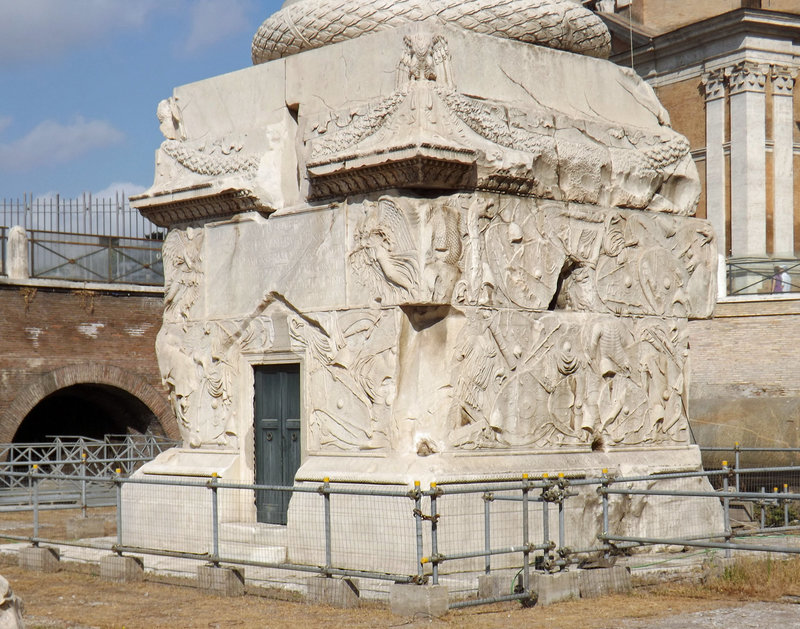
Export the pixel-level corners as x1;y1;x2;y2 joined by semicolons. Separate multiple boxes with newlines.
288;308;397;451
163;227;204;325
449;312;690;450
305;32;699;214
157;290;277;448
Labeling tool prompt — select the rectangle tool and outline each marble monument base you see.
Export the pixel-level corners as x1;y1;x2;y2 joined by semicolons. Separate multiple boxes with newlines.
286;446;723;576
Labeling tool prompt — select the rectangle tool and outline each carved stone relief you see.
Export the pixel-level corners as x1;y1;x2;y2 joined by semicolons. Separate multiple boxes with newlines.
252;0;612;64
448;311;691;450
349;195;468;306
162;227;204;325
348;194;716;318
305;31;699;214
288;308;398;451
157;290;277;448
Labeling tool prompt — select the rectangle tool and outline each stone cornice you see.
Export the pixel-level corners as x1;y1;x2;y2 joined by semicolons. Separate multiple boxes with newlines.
605;9;800;76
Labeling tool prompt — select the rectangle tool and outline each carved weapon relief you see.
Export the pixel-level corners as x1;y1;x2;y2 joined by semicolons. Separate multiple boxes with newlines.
288;308;397;452
347;194;715;317
449;311;690;450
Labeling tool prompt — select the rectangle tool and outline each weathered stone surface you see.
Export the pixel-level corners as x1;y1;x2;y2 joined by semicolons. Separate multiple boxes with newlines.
18;546;59;572
130;0;722;584
578;566;631;598
197;565;245;597
100;555;145;583
390;584;449;618
306;576;360;608
531;570;580;605
0;575;24;629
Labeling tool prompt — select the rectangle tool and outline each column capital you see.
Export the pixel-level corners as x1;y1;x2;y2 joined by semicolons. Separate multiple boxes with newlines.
772;65;797;96
701;68;727;101
728;61;768;95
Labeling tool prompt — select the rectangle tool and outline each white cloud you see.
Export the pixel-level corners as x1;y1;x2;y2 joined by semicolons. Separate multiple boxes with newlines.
93;182;148;199
182;0;254;53
0;0;162;65
0;117;124;171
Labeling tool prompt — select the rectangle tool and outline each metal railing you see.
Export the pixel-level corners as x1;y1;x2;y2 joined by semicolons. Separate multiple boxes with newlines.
24;228;164;285
1;194;162;240
0;435;178;509
726;256;800;296
5;459;800;608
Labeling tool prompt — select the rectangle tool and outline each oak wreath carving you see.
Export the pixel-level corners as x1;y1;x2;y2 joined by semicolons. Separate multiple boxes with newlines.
251;0;611;64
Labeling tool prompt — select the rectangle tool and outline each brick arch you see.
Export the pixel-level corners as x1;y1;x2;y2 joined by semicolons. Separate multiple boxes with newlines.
0;364;178;443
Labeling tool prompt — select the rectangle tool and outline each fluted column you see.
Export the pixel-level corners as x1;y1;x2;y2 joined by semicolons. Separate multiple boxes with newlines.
772;65;796;257
729;61;768;257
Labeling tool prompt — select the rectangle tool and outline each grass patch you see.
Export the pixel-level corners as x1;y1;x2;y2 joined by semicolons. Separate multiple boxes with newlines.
656;556;800;601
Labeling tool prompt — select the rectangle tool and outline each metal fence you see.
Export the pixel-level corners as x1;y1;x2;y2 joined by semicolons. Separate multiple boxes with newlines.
726;256;800;296
5;455;800;608
1;194;162;239
0;435;178;510
0;194;166;285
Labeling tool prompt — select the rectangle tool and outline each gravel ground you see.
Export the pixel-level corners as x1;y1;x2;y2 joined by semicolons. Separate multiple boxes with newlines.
621;601;800;628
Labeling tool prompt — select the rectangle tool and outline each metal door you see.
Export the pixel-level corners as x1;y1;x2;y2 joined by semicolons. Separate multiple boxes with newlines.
254;363;301;524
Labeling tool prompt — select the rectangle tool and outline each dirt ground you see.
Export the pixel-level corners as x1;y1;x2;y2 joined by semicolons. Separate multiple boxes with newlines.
0;556;753;629
0;508;797;628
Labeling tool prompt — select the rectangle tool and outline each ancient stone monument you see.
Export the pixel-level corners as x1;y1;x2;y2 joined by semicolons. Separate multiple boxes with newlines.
130;0;721;575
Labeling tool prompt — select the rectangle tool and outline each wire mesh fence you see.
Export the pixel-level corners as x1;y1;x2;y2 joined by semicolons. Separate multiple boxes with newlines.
4;456;800;607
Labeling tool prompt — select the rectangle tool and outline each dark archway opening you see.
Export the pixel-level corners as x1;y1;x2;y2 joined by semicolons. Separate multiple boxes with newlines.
12;384;165;444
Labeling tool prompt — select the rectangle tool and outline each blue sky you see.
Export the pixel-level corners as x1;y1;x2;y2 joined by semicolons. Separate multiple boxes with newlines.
0;0;283;201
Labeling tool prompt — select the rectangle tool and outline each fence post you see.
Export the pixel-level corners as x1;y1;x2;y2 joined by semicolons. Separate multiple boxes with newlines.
541;473;551;570
115;468;123;554
784;484;790;527
430;482;439;586
760;487;766;530
557;473;566;560
80;451;87;518
522;473;530;594
483;491;493;575
722;460;731;559
209;473;220;567
734;443;741;492
600;468;610;560
322;477;331;575
413;480;423;583
32;465;39;546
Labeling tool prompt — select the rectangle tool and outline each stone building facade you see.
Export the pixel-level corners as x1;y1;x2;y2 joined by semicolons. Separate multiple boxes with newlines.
594;0;800;459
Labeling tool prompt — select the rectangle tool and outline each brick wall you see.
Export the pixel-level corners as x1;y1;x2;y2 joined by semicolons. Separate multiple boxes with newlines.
0;282;176;441
688;298;800;450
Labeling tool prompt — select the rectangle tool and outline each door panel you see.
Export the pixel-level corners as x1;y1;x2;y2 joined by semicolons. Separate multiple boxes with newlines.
254;364;301;525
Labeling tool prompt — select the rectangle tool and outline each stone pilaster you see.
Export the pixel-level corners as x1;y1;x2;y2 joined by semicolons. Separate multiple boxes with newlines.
729;61;768;257
702;68;727;267
772;65;796;256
